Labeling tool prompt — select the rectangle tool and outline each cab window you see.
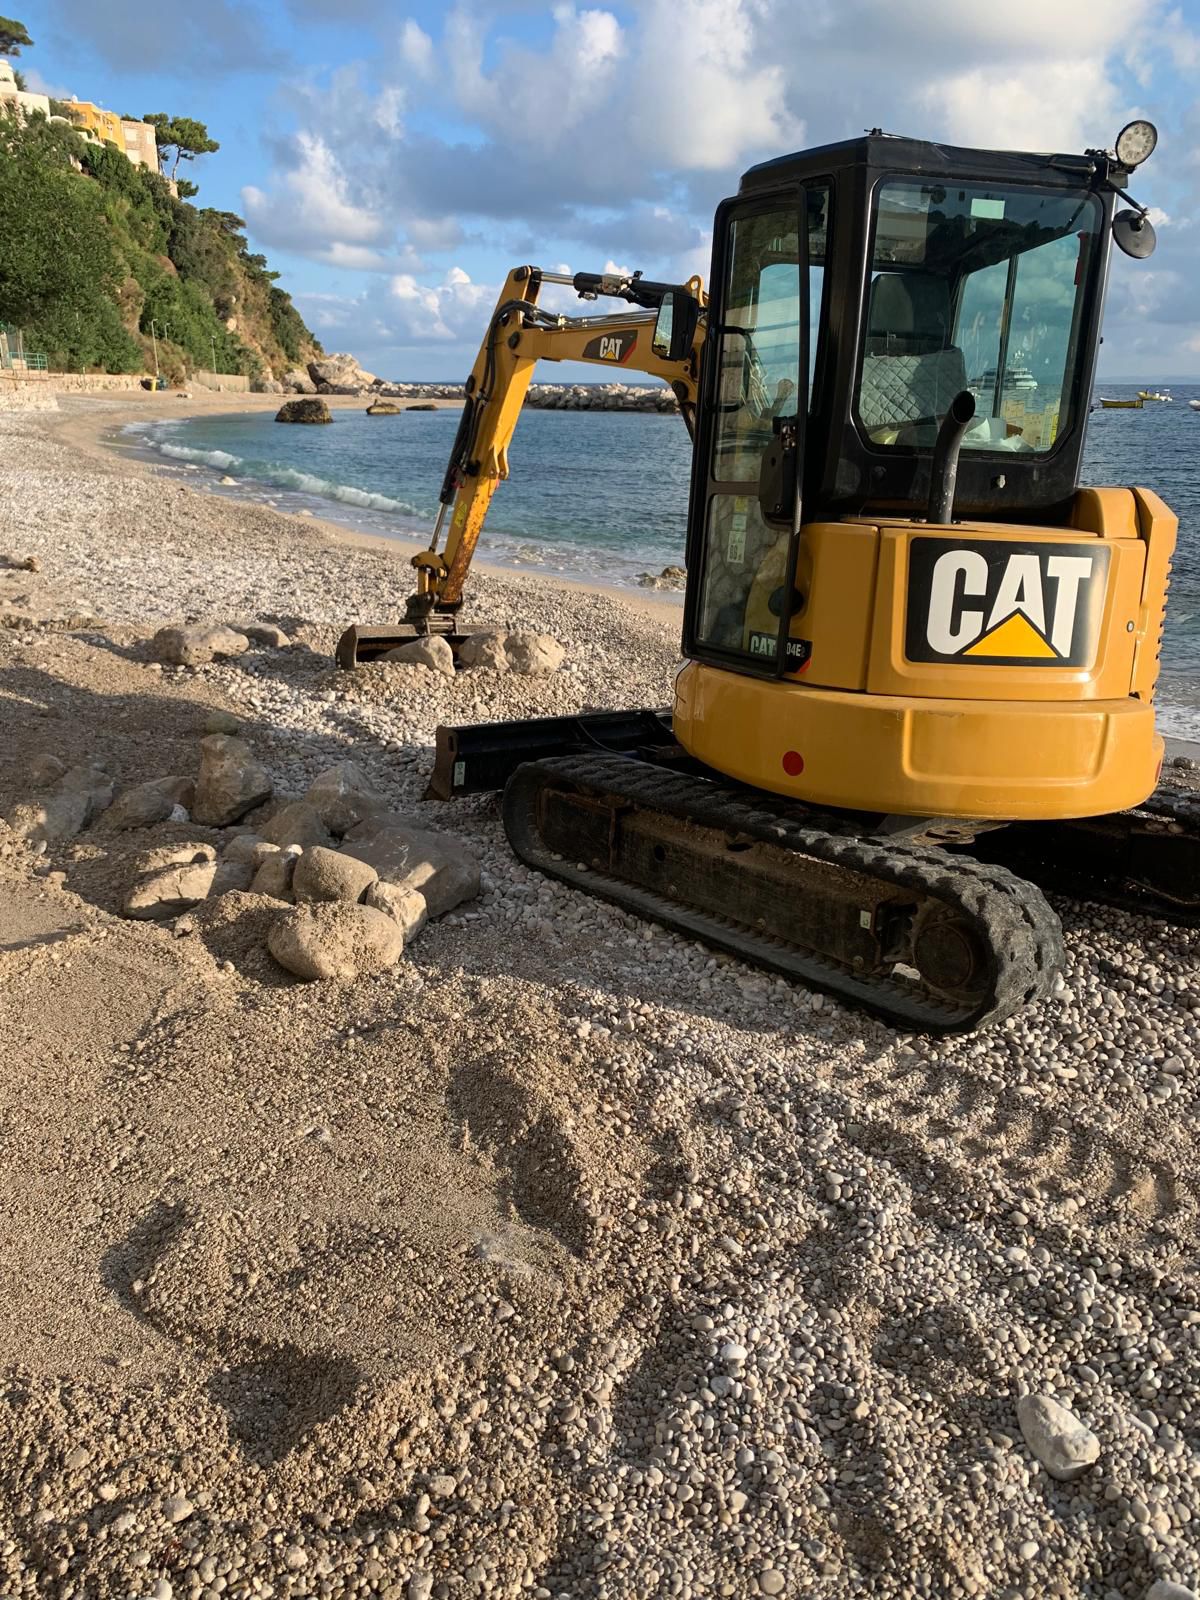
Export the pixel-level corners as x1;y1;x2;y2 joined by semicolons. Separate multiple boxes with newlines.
856;180;1101;453
695;184;829;661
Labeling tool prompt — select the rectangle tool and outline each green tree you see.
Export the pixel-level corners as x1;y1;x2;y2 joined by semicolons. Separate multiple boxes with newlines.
0;131;139;370
143;113;219;182
0;15;32;55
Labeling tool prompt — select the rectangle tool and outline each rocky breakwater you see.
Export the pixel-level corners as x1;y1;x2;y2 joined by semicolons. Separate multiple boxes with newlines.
270;352;680;412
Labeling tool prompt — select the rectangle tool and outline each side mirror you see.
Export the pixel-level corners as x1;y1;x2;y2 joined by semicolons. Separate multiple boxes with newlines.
1113;208;1156;259
652;291;699;363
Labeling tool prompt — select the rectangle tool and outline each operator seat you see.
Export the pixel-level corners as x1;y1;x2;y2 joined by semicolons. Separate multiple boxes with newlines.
858;273;967;434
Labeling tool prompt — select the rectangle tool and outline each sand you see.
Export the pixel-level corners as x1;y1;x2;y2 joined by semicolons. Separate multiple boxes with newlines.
1;394;1199;1600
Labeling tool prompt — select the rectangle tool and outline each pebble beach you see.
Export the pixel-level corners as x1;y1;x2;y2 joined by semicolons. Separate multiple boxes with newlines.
2;393;1200;1600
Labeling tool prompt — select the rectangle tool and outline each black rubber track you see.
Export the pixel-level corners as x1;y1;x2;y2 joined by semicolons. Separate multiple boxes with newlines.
502;754;1064;1034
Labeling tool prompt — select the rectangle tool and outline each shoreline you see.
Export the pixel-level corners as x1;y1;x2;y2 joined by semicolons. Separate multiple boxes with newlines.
51;390;689;623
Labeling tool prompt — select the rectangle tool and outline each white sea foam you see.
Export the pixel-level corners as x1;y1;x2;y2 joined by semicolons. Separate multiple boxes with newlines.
159;443;242;471
142;433;417;515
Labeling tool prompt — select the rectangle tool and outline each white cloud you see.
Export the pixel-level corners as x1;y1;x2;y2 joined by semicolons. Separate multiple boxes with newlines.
247;0;1199;371
243;132;387;254
400;19;435;76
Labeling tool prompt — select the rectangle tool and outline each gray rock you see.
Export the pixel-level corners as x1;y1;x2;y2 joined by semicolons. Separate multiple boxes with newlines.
1016;1393;1100;1481
1146;1583;1199;1600
5;790;91;846
341;815;480;918
276;398;333;425
759;1573;786;1597
29;752;67;788
308;353;377;390
383;636;455;676
104;777;195;831
304;761;383;835
4;761;112;845
203;709;240;735
365;880;428;943
281;368;317;395
123;861;219;920
150;625;250;667
132;843;215;875
267;902;405;981
260;801;333;851
458;632;509;673
505;632;565;676
366;399;403;415
251;847;299;901
221;833;264;864
161;1495;193;1525
210;860;253;896
293;845;378;904
239;622;291;648
192;736;273;826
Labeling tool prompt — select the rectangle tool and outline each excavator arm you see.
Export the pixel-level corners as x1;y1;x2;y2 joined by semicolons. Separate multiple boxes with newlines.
337;265;705;667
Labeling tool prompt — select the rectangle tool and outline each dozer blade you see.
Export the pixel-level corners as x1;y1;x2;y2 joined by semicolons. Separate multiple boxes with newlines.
501;753;1064;1034
429;708;679;799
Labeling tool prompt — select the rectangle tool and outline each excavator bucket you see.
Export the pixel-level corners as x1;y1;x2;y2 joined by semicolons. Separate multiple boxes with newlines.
335;622;477;670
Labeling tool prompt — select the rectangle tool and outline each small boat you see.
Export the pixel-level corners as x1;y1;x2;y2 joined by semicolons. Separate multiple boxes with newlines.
1138;389;1172;402
1189;399;1200;412
1099;397;1144;409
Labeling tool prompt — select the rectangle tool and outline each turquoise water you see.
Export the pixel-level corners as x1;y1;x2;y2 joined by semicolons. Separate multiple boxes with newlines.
122;383;1200;725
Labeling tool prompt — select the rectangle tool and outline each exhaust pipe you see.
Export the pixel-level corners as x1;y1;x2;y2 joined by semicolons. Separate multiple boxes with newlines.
927;389;976;525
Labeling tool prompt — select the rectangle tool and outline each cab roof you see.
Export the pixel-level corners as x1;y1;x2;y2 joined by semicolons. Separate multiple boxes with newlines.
740;133;1100;193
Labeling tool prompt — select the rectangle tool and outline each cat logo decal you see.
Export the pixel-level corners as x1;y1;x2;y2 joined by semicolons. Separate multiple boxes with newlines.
906;538;1110;667
583;331;637;364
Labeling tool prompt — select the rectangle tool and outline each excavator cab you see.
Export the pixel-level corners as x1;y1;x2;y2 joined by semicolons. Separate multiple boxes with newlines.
672;127;1176;822
337;122;1196;1034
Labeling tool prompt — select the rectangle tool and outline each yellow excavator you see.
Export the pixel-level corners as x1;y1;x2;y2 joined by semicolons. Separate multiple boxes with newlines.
337;121;1197;1033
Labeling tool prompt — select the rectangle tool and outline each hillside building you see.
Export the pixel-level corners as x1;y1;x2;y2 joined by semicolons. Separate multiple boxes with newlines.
120;119;157;169
0;59;51;120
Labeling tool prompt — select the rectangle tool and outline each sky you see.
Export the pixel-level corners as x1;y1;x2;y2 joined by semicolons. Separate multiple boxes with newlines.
15;0;1200;382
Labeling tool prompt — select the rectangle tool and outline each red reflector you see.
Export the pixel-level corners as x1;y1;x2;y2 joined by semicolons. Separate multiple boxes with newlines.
782;750;805;776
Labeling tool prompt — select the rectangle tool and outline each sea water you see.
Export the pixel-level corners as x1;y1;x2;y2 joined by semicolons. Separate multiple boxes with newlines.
121;382;1200;731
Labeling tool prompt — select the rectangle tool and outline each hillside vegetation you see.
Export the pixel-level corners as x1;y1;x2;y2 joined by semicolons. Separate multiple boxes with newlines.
0;113;320;381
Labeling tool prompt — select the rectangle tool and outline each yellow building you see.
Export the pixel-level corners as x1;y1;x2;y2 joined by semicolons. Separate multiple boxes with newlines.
63;100;125;148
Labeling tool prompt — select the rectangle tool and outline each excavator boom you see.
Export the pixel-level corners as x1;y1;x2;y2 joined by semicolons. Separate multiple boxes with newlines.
336;265;705;667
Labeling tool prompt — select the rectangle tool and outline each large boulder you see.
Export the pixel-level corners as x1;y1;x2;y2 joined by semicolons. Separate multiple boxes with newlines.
123;860;219;920
340;815;480;919
276;398;332;425
382;636;455;677
293;845;378;905
4;762;113;846
104;776;195;830
458;632;509;673
251;846;300;901
150;624;249;667
260;801;333;851
505;633;565;677
303;761;383;836
192;735;273;826
366;400;403;415
281;368;317;395
306;354;378;393
267;903;405;981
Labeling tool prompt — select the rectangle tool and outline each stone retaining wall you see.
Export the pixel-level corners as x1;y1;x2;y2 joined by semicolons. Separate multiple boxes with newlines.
191;370;252;394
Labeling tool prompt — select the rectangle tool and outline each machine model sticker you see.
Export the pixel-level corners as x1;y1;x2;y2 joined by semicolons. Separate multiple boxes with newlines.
905;538;1110;667
748;633;813;671
582;330;638;364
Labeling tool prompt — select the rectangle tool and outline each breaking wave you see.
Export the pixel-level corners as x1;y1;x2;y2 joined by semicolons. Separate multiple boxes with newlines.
149;439;417;514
